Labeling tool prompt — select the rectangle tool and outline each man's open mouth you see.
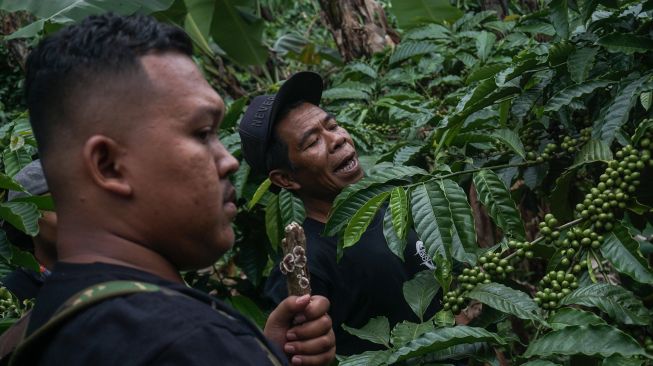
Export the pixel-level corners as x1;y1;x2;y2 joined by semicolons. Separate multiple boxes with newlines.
334;153;358;174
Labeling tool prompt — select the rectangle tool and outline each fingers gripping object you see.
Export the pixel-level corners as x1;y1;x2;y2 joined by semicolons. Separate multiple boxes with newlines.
280;222;311;296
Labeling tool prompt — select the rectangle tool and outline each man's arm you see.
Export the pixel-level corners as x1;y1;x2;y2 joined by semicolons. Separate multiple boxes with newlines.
264;295;335;366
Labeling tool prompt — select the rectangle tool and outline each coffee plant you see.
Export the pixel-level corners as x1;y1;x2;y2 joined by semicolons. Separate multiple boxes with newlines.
249;0;653;364
2;0;653;365
276;0;653;363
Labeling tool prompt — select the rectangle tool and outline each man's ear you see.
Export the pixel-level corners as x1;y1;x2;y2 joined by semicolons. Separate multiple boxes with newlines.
269;169;301;191
82;135;132;196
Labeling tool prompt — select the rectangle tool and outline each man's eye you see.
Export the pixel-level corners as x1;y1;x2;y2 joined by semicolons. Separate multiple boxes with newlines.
196;129;213;141
328;123;338;130
307;138;319;148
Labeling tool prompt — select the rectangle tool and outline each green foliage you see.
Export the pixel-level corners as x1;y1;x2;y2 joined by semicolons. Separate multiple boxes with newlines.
386;326;505;364
601;224;653;285
0;0;269;66
343;191;389;249
390;0;463;29
3;0;653;362
2;0;175;40
403;270;440;321
389;187;409;241
342;316;391;348
547;308;606;330
524;324;649;358
410;181;455;291
308;0;653;362
0;286;33;328
466;282;544;323
560;283;651;326
473;169;525;240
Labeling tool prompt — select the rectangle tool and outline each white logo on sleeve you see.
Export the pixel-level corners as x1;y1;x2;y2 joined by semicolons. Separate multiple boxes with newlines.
415;240;435;269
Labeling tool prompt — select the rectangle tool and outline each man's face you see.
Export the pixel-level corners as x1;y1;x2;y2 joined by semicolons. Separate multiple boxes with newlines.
121;53;239;270
276;103;363;199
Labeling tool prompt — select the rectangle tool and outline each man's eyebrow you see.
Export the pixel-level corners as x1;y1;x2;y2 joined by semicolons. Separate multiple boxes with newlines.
298;126;321;148
297;113;336;148
322;113;336;124
190;106;223;126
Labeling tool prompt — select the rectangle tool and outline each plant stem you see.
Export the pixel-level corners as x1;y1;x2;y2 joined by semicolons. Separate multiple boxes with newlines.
557;217;585;231
533;321;544;340
407;160;537;189
503;218;585;261
590;249;610;282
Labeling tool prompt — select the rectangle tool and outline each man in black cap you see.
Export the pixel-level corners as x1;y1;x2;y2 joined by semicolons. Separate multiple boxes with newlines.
239;72;438;355
20;13;334;365
1;160;57;301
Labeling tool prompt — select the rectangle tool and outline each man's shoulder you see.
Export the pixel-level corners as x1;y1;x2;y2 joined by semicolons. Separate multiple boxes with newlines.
27;264;266;341
34;276;285;365
65;288;256;336
37;291;279;364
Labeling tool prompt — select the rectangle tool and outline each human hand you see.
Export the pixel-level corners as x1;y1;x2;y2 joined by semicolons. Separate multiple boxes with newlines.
264;295;335;365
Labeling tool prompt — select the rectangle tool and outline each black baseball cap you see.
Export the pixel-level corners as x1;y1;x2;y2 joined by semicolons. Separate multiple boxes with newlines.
238;71;323;174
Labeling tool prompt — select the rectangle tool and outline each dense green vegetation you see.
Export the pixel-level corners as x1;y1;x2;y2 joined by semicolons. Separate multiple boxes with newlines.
1;0;653;364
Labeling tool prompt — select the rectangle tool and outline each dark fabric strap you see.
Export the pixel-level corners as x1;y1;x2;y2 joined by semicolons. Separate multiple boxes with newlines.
8;281;163;366
6;280;284;366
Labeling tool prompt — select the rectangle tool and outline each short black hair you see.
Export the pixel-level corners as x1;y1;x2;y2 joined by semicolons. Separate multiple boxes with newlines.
25;13;193;154
266;100;307;173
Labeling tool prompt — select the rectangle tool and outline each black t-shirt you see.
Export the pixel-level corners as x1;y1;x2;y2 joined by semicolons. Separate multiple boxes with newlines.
1;268;46;302
265;208;440;356
27;262;287;365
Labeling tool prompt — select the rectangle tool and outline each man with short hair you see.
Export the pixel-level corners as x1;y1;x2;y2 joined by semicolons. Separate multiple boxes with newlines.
239;72;438;355
22;13;334;365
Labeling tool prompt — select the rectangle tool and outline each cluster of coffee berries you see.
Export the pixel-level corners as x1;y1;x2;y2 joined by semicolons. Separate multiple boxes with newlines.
522;127;542;161
574;144;646;233
361;122;393;134
535;143;557;163
443;266;492;313
443;238;540;314
442;288;466;314
538;214;560;245
0;286;32;319
645;337;653;354
559;128;591;154
534;270;578;309
507;239;535;260
479;251;517;278
556;227;597;268
562;227;604;251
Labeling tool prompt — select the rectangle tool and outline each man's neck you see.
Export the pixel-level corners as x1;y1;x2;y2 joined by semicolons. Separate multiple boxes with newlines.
299;194;334;223
56;226;183;283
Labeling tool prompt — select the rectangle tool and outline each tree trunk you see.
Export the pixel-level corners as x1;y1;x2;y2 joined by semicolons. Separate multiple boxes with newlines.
202;55;247;100
317;0;399;62
481;0;509;19
469;185;496;248
0;11;33;71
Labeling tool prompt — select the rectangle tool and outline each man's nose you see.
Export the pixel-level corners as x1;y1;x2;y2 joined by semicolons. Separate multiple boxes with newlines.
327;130;346;153
216;143;239;177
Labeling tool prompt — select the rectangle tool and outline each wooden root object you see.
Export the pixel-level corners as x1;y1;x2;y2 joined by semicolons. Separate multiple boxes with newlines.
280;222;311;296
